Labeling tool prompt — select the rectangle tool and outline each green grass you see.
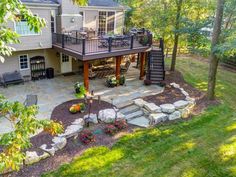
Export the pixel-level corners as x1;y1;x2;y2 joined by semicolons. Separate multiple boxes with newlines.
42;58;236;177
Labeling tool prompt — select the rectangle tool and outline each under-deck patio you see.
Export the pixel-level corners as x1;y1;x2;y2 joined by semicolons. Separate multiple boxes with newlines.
0;63;163;134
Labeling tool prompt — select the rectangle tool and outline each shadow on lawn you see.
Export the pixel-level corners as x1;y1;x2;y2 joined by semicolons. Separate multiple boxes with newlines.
42;104;236;177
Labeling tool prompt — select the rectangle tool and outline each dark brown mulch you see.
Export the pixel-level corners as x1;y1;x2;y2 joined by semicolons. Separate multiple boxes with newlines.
7;124;135;177
164;70;218;114
144;85;185;105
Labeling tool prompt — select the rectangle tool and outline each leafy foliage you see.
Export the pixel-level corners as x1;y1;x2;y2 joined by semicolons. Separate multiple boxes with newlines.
0;0;46;61
0;95;63;172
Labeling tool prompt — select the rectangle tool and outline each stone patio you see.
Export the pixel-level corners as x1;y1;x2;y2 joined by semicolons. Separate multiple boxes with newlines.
0;64;163;134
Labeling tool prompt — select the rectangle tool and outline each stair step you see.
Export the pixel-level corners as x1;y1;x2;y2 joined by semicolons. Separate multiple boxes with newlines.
127;116;150;128
116;101;133;109
119;105;140;115
125;110;144;120
150;75;164;79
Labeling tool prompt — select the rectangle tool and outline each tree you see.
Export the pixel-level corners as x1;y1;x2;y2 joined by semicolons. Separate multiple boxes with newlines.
207;0;225;100
0;0;46;62
170;0;183;71
0;95;63;172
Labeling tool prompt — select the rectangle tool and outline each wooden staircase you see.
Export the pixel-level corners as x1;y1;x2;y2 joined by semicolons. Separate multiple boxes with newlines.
146;39;165;84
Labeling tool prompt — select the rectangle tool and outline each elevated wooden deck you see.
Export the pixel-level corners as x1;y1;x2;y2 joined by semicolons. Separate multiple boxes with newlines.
52;33;152;61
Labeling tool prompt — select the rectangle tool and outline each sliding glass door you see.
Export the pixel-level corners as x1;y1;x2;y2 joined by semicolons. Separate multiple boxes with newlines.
98;11;115;35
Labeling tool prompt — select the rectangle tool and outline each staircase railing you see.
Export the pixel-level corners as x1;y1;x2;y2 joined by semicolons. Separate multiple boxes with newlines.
159;38;165;80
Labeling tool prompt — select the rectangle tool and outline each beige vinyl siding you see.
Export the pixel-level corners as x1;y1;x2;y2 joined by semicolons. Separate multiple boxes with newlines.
0;49;60;77
83;9;125;34
58;15;83;33
84;10;98;30
115;10;125;34
9;8;53;51
58;0;80;14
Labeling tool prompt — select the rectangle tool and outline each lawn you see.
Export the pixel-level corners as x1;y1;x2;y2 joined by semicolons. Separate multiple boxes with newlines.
43;57;236;177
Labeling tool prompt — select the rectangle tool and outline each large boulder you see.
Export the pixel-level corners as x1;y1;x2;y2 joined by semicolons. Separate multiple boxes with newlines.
25;151;41;165
170;83;180;89
52;137;67;150
149;113;168;125
143;103;161;113
160;104;175;113
173;100;189;109
72;118;85;126
133;98;148;107
40;144;56;156
59;125;83;138
84;113;98;124
98;109;125;123
168;111;181;120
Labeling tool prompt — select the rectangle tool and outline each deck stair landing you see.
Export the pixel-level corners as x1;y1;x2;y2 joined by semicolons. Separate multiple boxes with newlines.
119;103;151;128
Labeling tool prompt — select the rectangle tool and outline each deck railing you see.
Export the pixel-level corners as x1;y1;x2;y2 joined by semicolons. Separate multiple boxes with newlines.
52;30;153;55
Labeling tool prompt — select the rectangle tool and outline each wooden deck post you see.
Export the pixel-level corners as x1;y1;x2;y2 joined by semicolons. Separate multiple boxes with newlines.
83;61;89;91
116;56;122;83
139;52;146;80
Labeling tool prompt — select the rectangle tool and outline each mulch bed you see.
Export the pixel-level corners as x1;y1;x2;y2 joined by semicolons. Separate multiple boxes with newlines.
5;70;214;177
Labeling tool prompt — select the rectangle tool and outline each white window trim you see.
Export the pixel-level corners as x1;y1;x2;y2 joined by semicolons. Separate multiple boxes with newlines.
18;54;30;71
14;22;41;37
98;10;116;34
14;14;41;37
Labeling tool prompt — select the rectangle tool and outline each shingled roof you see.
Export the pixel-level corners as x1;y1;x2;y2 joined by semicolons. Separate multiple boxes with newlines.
21;0;58;5
88;0;123;7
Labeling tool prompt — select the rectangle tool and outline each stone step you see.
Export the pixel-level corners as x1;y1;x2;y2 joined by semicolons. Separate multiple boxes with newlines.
128;116;150;128
116;100;133;109
125;110;144;120
119;105;140;115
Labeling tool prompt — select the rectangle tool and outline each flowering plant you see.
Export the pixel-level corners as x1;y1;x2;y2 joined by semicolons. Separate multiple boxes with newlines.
114;119;128;130
104;124;118;135
79;130;95;144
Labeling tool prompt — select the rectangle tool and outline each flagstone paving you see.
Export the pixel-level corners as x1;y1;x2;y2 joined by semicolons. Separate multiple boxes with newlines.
0;64;163;134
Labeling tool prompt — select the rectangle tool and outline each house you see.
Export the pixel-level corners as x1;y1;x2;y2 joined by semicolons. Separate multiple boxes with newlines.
1;0;165;89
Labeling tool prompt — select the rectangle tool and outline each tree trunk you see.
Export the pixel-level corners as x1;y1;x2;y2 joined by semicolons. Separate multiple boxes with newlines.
170;0;183;71
207;0;225;100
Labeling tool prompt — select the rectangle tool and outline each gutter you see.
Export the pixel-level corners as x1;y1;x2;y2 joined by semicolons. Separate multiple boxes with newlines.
79;5;128;11
23;2;60;8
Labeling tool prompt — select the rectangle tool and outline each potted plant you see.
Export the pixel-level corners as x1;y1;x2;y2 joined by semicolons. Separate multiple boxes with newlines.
106;76;118;87
119;75;126;86
106;75;126;87
74;82;86;98
140;35;149;46
79;103;86;113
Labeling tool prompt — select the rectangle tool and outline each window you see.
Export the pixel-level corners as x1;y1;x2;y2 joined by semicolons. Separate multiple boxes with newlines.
62;54;69;62
19;55;29;70
15;18;39;36
98;11;115;35
51;10;55;33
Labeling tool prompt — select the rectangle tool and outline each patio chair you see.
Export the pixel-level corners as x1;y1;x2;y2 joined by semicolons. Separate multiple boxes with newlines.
2;71;24;87
89;69;97;79
24;95;38;107
121;61;131;74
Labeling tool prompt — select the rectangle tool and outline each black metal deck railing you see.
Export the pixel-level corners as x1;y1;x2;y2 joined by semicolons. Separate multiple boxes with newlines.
52;30;153;56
